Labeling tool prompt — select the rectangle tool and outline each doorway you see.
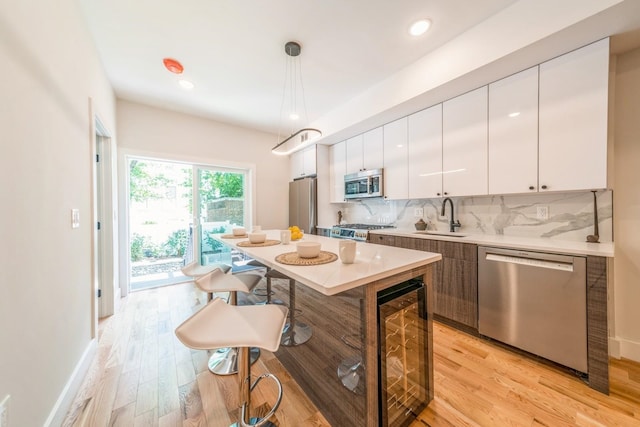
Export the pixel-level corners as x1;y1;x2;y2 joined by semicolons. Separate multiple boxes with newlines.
126;156;250;291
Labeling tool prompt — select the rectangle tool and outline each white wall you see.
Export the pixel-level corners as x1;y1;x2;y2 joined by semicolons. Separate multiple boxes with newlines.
612;46;640;361
0;0;116;425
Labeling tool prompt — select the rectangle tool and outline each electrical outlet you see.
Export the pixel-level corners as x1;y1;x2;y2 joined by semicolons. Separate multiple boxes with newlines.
536;206;549;220
414;208;424;217
0;394;10;427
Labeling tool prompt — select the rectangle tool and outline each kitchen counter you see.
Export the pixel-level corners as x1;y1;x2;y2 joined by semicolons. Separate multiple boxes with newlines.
217;230;442;295
215;230;440;426
369;228;614;258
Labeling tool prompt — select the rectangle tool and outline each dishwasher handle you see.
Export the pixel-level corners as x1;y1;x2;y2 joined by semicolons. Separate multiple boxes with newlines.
481;247;580;273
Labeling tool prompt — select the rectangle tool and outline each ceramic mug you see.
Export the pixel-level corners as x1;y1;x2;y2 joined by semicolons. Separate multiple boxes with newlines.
280;229;291;245
339;240;357;264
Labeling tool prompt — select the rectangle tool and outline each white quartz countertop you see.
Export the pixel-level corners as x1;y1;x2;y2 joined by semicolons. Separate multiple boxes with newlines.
215;231;441;296
369;229;614;258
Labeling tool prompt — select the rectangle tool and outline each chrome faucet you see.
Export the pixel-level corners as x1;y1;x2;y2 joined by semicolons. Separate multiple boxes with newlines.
441;197;461;232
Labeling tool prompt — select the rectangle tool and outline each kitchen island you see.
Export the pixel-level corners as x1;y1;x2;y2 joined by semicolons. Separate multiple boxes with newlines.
216;231;441;427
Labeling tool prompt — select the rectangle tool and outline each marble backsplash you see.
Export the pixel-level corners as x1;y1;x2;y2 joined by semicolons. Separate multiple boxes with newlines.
333;190;613;243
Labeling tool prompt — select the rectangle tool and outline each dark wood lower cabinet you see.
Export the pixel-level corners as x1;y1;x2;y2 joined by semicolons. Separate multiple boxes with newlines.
372;235;478;330
370;233;611;394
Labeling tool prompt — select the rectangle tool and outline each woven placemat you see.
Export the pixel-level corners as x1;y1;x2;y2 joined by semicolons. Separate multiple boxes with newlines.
221;234;248;239
275;251;338;266
237;239;281;247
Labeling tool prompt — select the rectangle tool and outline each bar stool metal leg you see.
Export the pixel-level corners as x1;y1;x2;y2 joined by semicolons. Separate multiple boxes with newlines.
280;280;312;346
208;290;260;376
231;347;283;427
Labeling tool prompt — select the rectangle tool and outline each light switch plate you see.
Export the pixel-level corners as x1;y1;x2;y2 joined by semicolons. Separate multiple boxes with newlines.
536;206;549;220
71;209;80;228
414;208;424;217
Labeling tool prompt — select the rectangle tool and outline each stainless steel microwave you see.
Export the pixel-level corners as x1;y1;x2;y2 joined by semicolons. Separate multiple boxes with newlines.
344;168;383;199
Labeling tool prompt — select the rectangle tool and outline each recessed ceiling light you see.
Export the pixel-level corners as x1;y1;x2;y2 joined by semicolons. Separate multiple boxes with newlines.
178;79;194;90
409;19;432;36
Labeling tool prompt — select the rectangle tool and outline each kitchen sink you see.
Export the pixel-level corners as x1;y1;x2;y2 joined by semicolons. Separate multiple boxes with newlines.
414;231;467;238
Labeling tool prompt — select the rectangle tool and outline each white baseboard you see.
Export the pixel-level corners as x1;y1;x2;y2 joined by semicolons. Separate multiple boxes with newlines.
44;339;97;427
609;336;640;362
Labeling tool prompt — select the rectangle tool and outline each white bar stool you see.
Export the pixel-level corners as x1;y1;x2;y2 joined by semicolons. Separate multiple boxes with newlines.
194;269;264;375
181;261;231;280
175;298;288;427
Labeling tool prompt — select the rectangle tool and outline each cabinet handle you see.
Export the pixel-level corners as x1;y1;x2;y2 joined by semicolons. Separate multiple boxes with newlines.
444;192;448;196
541;185;548;190
436;192;441;196
529;186;535;190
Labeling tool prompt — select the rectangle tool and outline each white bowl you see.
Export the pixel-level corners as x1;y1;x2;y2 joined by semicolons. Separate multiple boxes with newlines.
232;227;246;236
248;232;267;244
296;241;321;258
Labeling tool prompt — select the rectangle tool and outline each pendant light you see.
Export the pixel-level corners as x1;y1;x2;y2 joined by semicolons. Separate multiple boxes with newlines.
272;41;322;156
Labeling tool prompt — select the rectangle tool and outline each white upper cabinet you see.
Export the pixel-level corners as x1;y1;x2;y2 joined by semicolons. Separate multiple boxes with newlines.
329;141;346;203
290;145;317;180
539;38;609;192
442;86;488;197
345;127;383;173
345;134;363;174
488;66;539;194
383;117;409;200
408;104;443;199
362;127;384;171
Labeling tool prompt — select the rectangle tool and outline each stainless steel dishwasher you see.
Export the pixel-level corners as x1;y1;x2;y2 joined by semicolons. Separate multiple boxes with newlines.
478;246;587;372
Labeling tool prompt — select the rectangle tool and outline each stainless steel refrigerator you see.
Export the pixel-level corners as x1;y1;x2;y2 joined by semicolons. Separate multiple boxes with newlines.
289;177;317;235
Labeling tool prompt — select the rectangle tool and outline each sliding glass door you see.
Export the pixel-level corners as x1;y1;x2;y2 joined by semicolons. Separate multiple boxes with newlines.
194;166;248;267
127;156;249;291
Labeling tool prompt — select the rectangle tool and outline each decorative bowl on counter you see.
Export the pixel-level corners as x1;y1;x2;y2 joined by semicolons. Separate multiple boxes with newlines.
296;242;321;258
248;232;267;243
232;227;246;236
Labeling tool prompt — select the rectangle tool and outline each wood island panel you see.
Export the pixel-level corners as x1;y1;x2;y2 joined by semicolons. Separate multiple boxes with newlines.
269;265;434;427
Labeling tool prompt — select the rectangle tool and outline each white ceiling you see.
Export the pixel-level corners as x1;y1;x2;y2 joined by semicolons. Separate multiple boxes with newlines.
78;0;518;135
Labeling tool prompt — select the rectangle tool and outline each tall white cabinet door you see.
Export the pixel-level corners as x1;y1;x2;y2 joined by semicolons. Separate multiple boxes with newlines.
345;134;363;173
302;145;316;176
488;66;539;194
539;38;609;192
442;86;488;197
408;104;443;199
290;150;304;180
362;127;384;171
383;117;409;200
329;141;346;203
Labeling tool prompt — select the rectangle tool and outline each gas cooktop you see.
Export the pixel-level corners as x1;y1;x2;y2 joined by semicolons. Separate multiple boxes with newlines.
331;224;395;241
335;223;395;230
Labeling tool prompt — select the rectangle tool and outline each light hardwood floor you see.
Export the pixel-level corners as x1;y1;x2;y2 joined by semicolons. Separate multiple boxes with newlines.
63;281;640;427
